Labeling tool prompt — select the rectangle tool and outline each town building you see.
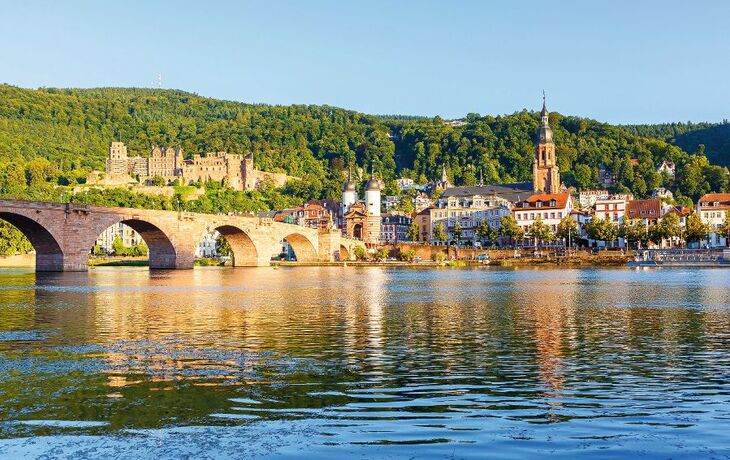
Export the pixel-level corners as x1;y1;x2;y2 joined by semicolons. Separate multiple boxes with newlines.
626;199;663;224
657;160;676;178
196;231;219;258
104;142;292;191
513;192;574;235
95;222;143;254
396;177;416;191
413;192;434;213
533;96;561;194
413;207;432;243
598;163;615;187
578;190;609;210
652;187;674;200
380;214;412;244
384;195;402;213
343;173;382;244
427;165;452;193
698;193;730;247
594;195;629;224
429;184;522;244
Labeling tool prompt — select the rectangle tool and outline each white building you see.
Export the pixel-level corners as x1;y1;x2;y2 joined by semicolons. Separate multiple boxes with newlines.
196;231;219;258
396;177;416;191
95;223;143;254
652;187;674;200
513;192;574;235
578;190;609;210
429;184;527;244
384;195;401;213
698;193;730;247
657;160;676;178
413;192;434;213
594;195;629;224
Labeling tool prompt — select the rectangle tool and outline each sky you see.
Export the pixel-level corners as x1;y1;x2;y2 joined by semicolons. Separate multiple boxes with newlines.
1;0;729;124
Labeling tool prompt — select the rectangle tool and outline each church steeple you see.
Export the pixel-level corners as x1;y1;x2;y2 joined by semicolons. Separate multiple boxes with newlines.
533;93;560;194
538;91;553;144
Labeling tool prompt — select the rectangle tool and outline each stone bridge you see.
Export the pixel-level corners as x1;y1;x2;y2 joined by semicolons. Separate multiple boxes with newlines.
0;199;366;271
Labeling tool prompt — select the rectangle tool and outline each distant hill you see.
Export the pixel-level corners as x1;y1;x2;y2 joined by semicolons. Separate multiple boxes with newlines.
623;121;730;167
0;85;727;202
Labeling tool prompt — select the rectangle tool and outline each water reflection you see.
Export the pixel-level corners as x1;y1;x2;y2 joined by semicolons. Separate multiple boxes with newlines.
0;266;729;458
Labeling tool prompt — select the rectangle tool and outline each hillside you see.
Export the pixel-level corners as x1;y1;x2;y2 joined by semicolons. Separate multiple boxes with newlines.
623;121;730;168
0;85;728;205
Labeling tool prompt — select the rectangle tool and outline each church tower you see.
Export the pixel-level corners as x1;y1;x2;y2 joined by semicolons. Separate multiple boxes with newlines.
533;94;560;194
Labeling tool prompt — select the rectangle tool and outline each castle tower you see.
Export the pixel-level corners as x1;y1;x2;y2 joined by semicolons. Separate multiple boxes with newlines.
533;94;560;194
342;170;358;215
106;142;128;176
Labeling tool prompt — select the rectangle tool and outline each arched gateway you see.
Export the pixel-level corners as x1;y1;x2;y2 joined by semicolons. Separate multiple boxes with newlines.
0;199;366;272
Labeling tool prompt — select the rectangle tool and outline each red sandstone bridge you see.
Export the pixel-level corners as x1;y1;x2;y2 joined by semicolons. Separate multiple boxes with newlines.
0;199;365;272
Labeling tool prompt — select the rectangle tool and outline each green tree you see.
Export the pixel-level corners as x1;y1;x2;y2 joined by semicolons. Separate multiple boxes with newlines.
475;220;496;245
217;235;232;257
528;216;550;247
555;216;579;245
111;235;127;256
406;221;420;242
353;246;367;261
655;212;682;247
375;248;389;261
499;215;524;246
432;222;447;242
452;221;462;245
685;213;710;245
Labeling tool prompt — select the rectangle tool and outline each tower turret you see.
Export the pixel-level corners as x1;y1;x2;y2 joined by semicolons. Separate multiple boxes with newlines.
342;169;358;215
365;171;381;217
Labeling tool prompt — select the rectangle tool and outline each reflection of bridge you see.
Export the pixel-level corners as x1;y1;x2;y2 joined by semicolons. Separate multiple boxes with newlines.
0;199;365;271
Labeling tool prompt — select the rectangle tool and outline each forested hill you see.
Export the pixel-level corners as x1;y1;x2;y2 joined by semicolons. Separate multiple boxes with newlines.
623;121;730;168
0;84;728;204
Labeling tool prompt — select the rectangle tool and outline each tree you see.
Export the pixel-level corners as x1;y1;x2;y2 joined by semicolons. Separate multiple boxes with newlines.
453;221;462;245
685;213;710;246
555;216;579;246
92;243;106;256
406;221;420;242
111;235;127;256
499;215;524;246
376;248;389;261
432;222;447;242
620;220;648;249
217;235;232;257
399;249;417;262
395;196;414;214
528;216;549;247
134;240;149;256
655;212;682;247
720;213;730;245
150;175;167;186
475;220;496;245
353;246;367;261
585;217;618;246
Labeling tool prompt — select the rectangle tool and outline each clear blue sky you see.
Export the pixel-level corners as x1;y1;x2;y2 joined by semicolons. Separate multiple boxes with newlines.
1;0;728;124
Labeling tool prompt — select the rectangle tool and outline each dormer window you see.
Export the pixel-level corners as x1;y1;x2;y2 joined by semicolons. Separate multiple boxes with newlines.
714;201;720;207
550;200;556;207
536;202;542;208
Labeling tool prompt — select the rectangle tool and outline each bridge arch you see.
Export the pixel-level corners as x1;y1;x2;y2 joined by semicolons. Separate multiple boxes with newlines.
211;225;259;266
117;219;177;269
282;232;318;263
0;212;64;271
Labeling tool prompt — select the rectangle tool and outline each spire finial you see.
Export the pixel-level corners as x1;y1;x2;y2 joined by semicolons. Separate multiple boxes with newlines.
479;168;484;186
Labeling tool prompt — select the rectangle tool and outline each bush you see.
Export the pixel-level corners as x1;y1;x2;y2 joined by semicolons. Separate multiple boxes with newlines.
431;252;447;262
353;246;367;261
399;249;417;262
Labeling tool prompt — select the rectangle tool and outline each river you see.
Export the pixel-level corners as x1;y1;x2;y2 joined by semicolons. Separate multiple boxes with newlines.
0;266;728;459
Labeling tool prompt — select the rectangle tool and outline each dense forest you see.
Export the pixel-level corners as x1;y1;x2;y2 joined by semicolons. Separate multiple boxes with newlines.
0;84;728;211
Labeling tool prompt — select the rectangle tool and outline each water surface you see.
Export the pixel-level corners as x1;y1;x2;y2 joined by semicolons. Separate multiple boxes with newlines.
0;266;729;459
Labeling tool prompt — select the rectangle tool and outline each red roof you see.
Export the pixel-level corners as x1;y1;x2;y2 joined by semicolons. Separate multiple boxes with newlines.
627;199;661;219
698;193;730;210
518;192;571;210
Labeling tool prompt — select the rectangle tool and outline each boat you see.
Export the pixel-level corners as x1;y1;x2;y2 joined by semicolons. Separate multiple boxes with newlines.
628;249;730;267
